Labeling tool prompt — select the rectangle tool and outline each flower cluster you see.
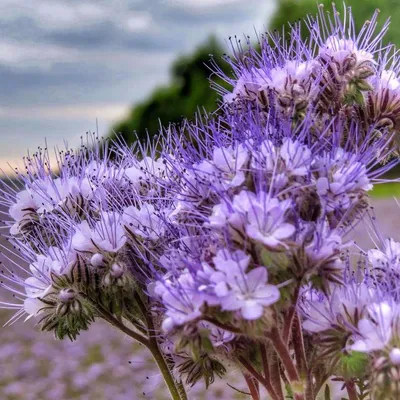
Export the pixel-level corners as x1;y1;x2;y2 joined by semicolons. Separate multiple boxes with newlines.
1;4;400;400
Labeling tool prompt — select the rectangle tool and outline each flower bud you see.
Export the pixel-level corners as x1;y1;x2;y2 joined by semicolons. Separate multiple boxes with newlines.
110;263;124;278
58;288;76;303
390;348;400;366
90;253;105;268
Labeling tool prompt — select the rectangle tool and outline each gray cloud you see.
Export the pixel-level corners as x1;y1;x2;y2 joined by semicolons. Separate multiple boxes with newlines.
0;0;276;165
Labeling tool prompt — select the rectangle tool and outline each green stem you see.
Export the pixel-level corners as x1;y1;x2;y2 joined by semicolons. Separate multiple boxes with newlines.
90;294;184;400
148;340;183;400
176;381;188;400
99;304;150;347
135;290;188;400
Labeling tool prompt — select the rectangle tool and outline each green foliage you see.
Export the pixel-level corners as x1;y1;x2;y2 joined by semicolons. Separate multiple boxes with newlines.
110;36;229;143
371;182;400;197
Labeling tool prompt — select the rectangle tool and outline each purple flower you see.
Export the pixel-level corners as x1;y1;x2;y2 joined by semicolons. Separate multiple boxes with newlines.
210;249;280;320
368;238;400;273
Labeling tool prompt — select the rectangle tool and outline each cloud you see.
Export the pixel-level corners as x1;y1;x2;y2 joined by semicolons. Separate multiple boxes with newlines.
0;1;149;33
0;40;78;69
122;12;153;32
0;0;276;164
0;104;129;121
165;0;243;9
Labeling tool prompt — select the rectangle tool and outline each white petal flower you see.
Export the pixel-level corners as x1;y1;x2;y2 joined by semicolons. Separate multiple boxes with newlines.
350;302;394;353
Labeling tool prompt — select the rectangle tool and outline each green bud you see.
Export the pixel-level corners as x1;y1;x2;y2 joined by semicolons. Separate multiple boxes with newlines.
336;351;370;380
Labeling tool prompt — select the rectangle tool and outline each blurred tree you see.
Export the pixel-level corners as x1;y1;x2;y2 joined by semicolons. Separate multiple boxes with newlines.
110;36;229;143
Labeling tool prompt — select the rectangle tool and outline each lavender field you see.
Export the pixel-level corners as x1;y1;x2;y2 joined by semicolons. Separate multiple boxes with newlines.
0;197;398;400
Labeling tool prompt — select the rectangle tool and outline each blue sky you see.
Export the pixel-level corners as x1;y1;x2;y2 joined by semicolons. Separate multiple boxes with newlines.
0;0;276;168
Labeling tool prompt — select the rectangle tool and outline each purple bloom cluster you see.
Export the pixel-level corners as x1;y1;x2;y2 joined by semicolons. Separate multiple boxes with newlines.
1;4;400;400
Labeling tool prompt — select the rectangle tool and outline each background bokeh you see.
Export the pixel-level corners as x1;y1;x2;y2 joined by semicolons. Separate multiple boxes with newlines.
0;1;399;399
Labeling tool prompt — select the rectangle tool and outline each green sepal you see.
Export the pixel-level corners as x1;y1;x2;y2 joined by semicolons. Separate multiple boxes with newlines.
335;351;370;380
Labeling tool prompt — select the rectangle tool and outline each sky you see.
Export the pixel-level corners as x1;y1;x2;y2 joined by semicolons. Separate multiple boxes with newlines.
0;0;276;168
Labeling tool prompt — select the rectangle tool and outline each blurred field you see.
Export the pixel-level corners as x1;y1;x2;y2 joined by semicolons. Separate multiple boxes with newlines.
0;198;398;400
0;311;250;400
371;182;400;198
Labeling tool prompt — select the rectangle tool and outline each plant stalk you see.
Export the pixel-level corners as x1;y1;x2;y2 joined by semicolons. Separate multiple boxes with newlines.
244;373;260;400
345;381;358;400
270;351;285;400
148;340;184;400
268;328;304;400
135;289;188;400
94;296;184;400
238;357;280;400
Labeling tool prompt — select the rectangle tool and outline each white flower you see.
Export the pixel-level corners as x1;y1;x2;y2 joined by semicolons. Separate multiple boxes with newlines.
72;212;126;254
72;221;95;253
262;60;318;94
122;203;165;241
9;189;36;235
302;281;372;334
320;36;375;66
224;68;266;103
124;156;168;191
212;144;249;188
23;246;76;317
92;212;126;253
351;302;394;353
379;70;400;92
280;139;311;176
368;238;400;272
244;194;295;249
315;149;372;212
34;176;92;214
159;272;204;332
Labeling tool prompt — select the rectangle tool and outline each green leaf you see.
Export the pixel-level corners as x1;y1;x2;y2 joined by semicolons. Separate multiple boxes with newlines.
324;384;331;400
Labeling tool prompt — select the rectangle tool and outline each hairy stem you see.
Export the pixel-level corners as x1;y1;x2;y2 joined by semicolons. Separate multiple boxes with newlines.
93;294;185;400
97;303;150;347
270;351;285;400
238;357;280;400
268;328;304;400
243;373;260;400
148;340;184;400
136;290;188;400
283;284;301;344
292;313;307;378
345;381;358;400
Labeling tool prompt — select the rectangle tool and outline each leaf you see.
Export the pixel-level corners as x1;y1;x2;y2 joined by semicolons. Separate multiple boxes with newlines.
324;384;331;400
